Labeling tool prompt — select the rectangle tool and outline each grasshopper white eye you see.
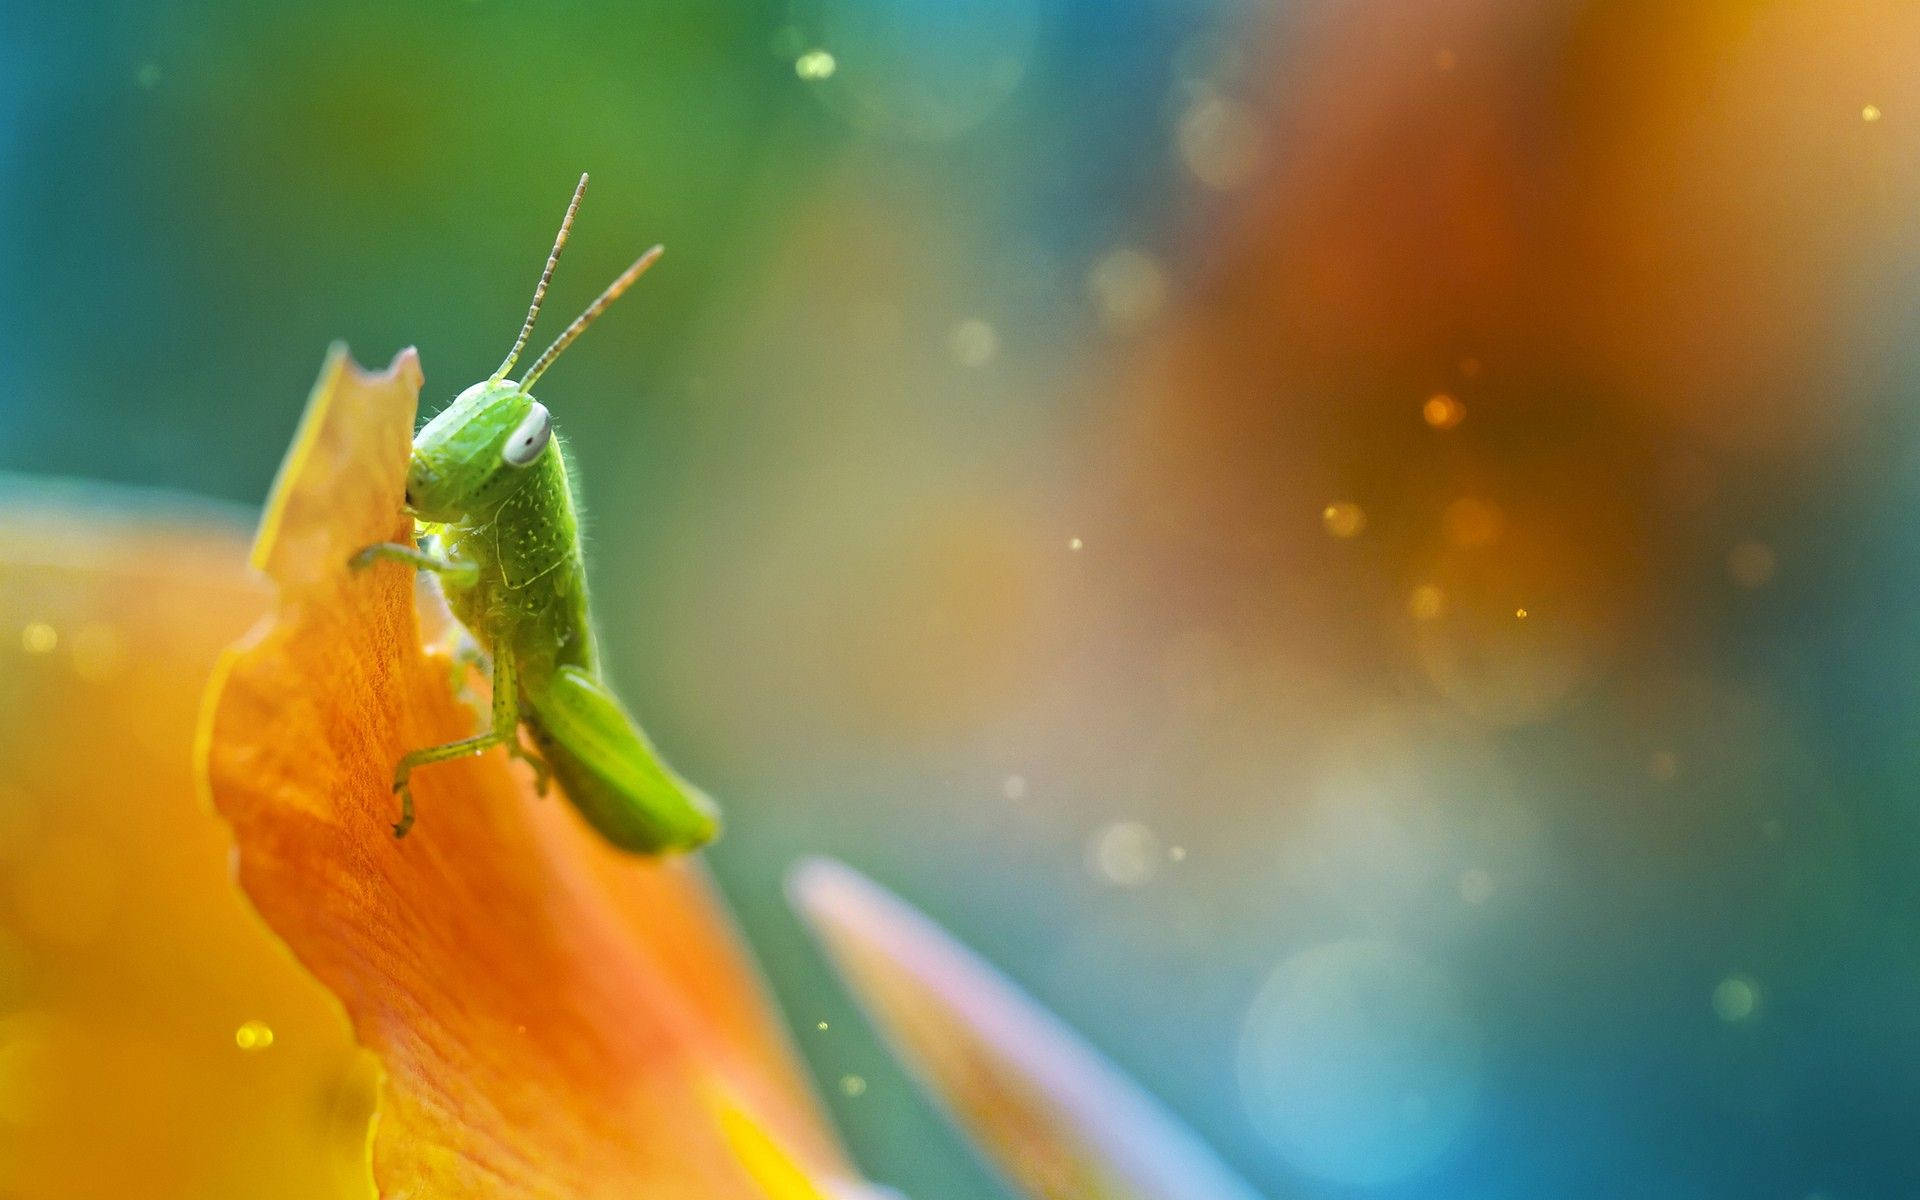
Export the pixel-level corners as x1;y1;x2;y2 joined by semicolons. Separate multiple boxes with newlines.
502;402;551;468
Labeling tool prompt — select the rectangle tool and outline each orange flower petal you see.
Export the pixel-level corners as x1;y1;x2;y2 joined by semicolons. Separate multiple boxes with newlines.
199;348;848;1197
790;858;1261;1200
0;483;370;1199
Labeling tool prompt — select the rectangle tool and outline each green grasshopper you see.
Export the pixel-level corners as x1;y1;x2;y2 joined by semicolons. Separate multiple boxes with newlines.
349;174;718;853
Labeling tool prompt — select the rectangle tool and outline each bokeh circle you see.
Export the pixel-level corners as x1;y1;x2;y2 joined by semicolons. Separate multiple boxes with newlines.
1236;938;1483;1186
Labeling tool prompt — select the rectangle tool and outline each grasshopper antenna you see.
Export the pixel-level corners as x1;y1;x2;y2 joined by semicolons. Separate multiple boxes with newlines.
520;243;664;389
494;172;590;383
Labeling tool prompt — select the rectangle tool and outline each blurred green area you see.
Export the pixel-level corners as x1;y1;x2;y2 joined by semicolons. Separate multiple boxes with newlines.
4;1;812;501
1;3;1193;1197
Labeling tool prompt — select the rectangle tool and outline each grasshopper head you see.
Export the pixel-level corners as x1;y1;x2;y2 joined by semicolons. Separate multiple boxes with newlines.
403;379;551;522
403;173;659;523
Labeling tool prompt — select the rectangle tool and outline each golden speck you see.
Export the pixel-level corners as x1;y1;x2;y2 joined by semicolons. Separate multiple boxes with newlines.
839;1074;868;1097
1514;607;1529;620
69;623;124;682
816;1021;829;1031
1727;540;1777;589
948;318;999;368
1712;975;1759;1023
794;49;837;81
1648;750;1680;782
1408;584;1447;622
234;1020;275;1051
1442;498;1503;549
1422;393;1465;430
1068;536;1084;552
1321;501;1367;539
20;623;56;656
1862;104;1881;123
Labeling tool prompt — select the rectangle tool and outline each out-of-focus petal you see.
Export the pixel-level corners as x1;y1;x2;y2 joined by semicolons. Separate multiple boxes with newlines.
711;1085;844;1200
789;858;1264;1200
0;480;373;1199
199;347;848;1197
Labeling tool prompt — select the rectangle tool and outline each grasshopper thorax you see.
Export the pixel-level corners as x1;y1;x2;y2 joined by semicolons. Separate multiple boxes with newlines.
403;380;550;523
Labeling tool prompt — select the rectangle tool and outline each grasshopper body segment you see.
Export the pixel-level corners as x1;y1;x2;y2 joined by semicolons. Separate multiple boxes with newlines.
527;666;721;851
351;174;717;854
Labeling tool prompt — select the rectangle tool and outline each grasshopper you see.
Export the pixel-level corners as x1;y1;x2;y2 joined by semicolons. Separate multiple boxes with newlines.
350;174;718;853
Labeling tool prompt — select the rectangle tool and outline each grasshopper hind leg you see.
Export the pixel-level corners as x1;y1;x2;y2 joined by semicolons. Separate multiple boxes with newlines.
390;728;514;837
388;643;524;838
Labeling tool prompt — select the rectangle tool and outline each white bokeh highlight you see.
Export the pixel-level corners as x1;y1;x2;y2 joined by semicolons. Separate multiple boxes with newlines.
1237;938;1483;1187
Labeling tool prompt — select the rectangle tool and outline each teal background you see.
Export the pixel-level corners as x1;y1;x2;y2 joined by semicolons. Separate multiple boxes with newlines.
7;2;1920;1198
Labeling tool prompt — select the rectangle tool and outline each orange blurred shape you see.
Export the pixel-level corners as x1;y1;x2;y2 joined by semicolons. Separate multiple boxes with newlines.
1556;0;1920;452
197;348;852;1197
1422;394;1465;430
0;483;372;1199
1321;501;1368;539
1410;505;1627;729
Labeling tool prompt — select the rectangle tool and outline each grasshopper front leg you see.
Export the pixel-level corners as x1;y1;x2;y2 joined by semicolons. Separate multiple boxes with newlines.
349;541;546;834
349;541;481;588
352;540;495;718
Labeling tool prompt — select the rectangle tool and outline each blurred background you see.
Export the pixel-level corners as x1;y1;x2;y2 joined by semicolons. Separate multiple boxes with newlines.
6;0;1920;1196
